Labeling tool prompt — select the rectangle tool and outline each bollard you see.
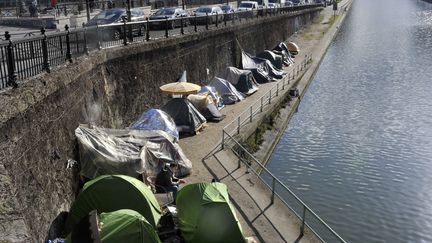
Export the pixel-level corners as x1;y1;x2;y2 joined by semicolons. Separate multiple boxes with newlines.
5;31;17;88
65;25;72;62
40;28;51;73
250;106;253;122
276;83;279;96
206;13;209;30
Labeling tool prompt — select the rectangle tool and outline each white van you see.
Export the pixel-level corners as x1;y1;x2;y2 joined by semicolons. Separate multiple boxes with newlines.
237;1;259;11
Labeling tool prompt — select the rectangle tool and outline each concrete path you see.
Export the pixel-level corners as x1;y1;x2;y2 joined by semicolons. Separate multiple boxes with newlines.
177;0;353;242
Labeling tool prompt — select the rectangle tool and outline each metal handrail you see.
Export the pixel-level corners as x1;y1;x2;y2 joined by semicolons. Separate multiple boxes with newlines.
220;56;347;242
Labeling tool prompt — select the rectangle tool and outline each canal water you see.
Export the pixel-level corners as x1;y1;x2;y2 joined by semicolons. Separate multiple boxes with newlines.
267;0;432;242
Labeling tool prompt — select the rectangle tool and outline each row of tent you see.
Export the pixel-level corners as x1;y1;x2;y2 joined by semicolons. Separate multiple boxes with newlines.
63;41;300;243
64;175;247;243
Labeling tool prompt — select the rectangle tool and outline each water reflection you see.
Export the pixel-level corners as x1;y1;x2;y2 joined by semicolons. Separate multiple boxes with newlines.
267;0;432;242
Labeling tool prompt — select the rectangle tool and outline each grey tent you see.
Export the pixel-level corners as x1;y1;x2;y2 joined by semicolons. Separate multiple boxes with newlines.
220;67;258;95
257;50;284;70
241;51;286;82
208;77;245;105
75;125;192;179
161;98;207;134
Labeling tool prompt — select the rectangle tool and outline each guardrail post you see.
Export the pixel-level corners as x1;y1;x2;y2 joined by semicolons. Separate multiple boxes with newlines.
194;14;198;32
276;83;279;96
206;13;209;30
165;17;169;38
65;25;72;63
300;205;306;236
180;16;184;35
271;178;275;204
40;28;51;73
146;18;150;41
221;130;225;149
237;117;241;135
5;31;17;88
250;106;253;123
269;90;272;104
216;13;218;28
260;97;263;112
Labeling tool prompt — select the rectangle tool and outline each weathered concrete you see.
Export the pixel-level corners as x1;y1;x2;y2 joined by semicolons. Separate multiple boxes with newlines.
0;7;321;242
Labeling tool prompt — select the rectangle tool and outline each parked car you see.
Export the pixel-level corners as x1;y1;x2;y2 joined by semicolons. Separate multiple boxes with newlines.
149;7;189;29
237;1;259;18
285;1;294;6
220;4;236;20
191;6;224;25
87;8;146;40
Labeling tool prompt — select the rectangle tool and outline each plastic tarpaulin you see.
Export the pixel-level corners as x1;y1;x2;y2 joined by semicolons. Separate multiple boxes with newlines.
241;51;286;81
131;109;179;142
75;125;192;179
177;182;246;243
187;93;225;122
272;42;295;66
220;67;259;95
161;98;206;134
208;77;245;105
65;175;162;234
257;50;284;70
65;209;161;243
199;86;225;110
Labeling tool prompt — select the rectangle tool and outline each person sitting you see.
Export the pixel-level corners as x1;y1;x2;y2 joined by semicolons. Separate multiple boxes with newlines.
155;163;186;204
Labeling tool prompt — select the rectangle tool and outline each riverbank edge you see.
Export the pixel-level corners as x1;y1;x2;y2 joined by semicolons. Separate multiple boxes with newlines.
252;0;354;168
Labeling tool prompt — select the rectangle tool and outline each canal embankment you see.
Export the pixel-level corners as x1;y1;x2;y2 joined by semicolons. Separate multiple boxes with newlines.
0;7;322;243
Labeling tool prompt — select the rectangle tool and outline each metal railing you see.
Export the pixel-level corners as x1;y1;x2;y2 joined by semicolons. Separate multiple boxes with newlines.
0;3;323;90
220;55;347;242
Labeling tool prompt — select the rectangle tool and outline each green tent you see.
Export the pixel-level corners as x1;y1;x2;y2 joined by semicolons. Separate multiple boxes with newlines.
65;209;161;243
176;182;246;243
65;175;161;234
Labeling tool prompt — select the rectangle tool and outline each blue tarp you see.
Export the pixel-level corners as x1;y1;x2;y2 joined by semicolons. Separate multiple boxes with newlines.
131;109;179;142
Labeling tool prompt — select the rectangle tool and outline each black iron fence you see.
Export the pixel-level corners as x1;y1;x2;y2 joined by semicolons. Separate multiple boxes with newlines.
0;3;323;90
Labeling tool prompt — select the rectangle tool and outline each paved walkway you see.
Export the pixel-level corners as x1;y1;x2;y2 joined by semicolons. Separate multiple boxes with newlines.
177;1;353;242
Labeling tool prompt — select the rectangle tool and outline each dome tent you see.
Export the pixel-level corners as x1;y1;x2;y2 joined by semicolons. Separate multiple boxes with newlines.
131;109;179;142
176;182;246;243
65;209;161;243
220;67;259;95
65;175;161;235
161;98;207;134
208;77;245;105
